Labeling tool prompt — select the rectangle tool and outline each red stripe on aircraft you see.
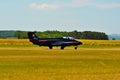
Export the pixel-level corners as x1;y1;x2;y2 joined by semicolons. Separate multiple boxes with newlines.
39;40;47;42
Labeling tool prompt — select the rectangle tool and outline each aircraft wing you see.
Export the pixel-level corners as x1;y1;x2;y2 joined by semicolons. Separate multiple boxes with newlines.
51;41;74;46
51;41;64;46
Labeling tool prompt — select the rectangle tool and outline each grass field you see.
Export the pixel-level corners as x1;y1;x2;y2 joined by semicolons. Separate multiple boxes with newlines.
0;39;120;80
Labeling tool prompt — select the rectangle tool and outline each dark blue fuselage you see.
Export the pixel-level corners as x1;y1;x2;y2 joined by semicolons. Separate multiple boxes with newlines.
28;32;82;49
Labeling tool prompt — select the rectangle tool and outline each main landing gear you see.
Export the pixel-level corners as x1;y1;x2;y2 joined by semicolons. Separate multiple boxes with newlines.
75;46;78;50
61;46;65;50
49;46;53;49
61;46;78;50
49;46;65;50
48;46;78;50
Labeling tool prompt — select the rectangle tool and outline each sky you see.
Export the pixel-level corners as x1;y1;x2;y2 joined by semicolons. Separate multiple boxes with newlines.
0;0;120;34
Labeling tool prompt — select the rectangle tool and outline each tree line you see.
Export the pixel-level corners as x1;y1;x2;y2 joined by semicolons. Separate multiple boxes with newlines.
14;30;108;40
0;30;108;40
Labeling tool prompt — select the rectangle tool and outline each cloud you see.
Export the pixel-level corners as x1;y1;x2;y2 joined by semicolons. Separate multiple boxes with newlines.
29;3;60;9
93;3;120;9
29;0;120;10
69;0;120;9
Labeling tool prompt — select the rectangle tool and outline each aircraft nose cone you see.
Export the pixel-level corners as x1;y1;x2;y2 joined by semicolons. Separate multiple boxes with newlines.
78;41;82;45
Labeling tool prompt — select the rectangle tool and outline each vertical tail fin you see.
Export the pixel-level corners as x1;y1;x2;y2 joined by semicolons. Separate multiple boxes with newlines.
28;32;39;42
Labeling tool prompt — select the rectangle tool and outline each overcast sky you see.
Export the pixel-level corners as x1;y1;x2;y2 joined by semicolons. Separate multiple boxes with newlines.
0;0;120;34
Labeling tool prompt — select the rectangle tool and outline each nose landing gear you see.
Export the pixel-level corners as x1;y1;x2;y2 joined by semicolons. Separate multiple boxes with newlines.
75;46;78;50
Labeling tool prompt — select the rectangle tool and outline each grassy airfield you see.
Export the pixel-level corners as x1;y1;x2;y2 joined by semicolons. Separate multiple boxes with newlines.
0;39;120;80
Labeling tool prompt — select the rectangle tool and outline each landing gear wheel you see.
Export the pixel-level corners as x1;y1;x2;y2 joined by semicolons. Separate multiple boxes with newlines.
49;46;53;49
75;46;77;50
61;46;65;50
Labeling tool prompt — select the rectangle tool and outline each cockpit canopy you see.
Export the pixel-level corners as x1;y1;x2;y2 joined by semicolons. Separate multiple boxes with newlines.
62;36;75;40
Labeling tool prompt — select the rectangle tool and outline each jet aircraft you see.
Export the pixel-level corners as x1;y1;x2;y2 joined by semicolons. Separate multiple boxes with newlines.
28;32;82;50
